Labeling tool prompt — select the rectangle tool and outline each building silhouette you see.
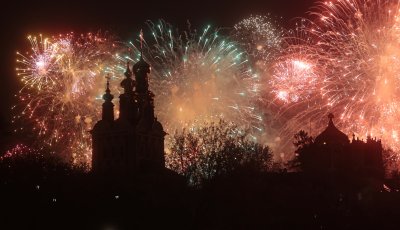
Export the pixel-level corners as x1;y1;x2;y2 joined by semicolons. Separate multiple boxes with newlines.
298;113;384;189
91;56;166;175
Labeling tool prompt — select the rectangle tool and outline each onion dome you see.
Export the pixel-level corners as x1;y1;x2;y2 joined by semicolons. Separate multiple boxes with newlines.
133;54;150;74
120;62;134;94
103;76;113;102
315;113;349;145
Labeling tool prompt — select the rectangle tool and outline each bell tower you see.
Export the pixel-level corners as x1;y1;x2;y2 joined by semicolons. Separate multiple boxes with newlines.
119;62;138;125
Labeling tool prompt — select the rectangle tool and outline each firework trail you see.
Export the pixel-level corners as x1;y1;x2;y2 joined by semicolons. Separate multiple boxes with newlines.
270;0;400;159
233;15;298;151
233;15;283;68
14;22;264;165
14;32;119;165
1;144;36;161
117;20;263;140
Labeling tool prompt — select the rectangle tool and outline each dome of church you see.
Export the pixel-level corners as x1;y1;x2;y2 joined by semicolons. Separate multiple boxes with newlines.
315;113;349;145
91;120;113;134
91;55;166;174
133;56;150;73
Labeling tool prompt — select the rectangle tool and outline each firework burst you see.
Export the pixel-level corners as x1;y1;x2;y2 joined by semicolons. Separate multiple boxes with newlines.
271;0;400;158
233;15;283;67
117;20;263;140
14;23;264;166
14;32;119;165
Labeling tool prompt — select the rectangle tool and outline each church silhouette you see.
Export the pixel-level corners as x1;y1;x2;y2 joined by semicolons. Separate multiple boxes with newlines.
91;55;166;175
298;113;384;189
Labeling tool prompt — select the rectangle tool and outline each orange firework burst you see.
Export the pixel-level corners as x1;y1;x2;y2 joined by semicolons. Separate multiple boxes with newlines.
270;0;400;165
14;32;119;165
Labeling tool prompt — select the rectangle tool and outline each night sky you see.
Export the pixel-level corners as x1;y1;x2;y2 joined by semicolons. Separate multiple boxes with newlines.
0;0;315;134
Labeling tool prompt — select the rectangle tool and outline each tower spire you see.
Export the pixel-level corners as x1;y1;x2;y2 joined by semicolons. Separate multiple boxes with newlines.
124;61;132;78
328;113;335;127
106;75;111;93
121;61;134;94
102;74;114;122
133;31;154;132
119;62;138;123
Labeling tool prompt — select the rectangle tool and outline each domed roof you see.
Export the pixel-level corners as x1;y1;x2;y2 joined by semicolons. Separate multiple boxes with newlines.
91;120;113;134
121;62;135;93
315;113;349;145
102;75;114;102
120;78;134;92
133;56;150;73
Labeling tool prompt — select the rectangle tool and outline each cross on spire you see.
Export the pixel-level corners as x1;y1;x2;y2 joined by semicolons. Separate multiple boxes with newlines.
103;74;114;103
105;74;111;93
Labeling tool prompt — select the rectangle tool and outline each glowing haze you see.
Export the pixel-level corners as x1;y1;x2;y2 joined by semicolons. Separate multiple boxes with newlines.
14;21;266;165
117;21;263;138
15;33;118;164
13;0;400;169
270;0;400;160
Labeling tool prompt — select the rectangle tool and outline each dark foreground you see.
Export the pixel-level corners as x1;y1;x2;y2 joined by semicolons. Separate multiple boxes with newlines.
1;170;400;230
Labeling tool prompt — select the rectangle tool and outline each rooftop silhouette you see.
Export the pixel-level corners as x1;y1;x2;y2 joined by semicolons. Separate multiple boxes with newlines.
295;113;384;190
91;54;166;175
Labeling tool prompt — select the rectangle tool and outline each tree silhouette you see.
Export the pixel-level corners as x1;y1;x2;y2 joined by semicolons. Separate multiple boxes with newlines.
0;144;84;185
290;130;314;171
167;120;272;186
293;130;314;150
